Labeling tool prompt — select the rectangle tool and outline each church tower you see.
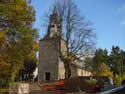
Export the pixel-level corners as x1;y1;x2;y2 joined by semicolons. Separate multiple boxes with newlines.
46;6;61;38
48;7;61;37
38;7;65;82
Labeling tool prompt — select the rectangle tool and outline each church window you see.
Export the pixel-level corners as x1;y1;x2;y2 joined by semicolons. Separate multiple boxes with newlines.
51;24;55;27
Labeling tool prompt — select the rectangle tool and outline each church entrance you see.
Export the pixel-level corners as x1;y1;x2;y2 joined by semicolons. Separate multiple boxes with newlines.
45;72;51;81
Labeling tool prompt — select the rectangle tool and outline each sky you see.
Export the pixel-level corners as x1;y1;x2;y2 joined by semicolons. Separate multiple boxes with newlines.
31;0;125;52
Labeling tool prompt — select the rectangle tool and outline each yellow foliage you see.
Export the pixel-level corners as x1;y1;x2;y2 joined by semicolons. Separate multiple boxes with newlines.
0;0;38;84
93;63;113;77
0;32;5;39
0;60;10;76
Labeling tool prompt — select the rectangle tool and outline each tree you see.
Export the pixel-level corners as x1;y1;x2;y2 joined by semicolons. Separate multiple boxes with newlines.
92;48;109;73
93;63;113;77
47;0;95;79
120;50;125;74
0;0;38;86
109;46;122;76
0;60;10;88
109;47;125;84
84;57;93;71
16;56;37;81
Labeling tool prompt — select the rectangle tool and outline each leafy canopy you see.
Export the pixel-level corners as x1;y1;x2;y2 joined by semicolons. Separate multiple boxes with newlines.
0;0;38;86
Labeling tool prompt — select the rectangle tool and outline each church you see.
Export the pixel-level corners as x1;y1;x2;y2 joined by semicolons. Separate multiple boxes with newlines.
38;8;91;82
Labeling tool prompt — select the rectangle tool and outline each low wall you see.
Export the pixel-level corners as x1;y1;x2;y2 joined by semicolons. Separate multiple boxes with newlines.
9;82;42;94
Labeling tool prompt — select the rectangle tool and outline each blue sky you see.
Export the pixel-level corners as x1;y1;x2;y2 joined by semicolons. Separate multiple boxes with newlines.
31;0;125;52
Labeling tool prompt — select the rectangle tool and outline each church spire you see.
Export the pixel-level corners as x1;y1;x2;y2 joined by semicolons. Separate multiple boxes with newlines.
53;5;57;14
47;5;61;38
49;5;58;23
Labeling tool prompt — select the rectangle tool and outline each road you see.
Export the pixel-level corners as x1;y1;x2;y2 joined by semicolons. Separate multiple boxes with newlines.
110;87;125;94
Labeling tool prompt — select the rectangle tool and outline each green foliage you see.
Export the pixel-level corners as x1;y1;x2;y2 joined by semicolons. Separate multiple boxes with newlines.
0;0;38;87
17;55;37;81
84;57;93;71
0;61;10;88
91;47;125;84
113;74;125;85
120;50;125;74
85;79;97;85
109;46;122;76
122;74;125;79
113;74;123;85
92;49;109;72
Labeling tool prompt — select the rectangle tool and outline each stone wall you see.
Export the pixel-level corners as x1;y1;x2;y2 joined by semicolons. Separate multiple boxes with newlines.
9;82;29;94
58;58;65;79
38;38;60;81
9;82;43;94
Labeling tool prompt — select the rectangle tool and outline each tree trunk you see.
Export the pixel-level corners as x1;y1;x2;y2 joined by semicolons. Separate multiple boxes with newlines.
63;59;71;79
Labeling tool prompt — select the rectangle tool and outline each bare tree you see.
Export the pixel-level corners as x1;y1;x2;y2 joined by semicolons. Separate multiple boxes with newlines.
44;0;96;79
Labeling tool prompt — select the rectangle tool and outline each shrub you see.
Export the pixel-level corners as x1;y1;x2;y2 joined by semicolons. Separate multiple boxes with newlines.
63;77;98;93
85;80;97;85
113;74;122;85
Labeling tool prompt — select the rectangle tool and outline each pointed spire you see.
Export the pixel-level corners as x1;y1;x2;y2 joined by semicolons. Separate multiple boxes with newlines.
53;4;57;14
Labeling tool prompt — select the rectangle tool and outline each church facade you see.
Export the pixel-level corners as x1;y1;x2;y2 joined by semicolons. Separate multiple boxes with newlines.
38;8;91;82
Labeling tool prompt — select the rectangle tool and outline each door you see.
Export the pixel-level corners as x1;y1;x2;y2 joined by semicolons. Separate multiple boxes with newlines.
45;72;51;81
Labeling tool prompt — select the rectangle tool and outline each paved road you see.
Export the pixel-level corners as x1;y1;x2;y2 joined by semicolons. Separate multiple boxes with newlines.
110;87;125;94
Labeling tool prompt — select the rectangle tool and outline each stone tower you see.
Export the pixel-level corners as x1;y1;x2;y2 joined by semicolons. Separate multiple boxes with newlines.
38;7;65;82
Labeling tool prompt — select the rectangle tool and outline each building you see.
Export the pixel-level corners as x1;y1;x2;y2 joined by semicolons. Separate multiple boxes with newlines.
38;7;91;82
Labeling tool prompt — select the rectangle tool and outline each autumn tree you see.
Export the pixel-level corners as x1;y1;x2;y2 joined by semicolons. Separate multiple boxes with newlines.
93;63;113;77
92;48;109;73
0;0;38;87
46;0;95;79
